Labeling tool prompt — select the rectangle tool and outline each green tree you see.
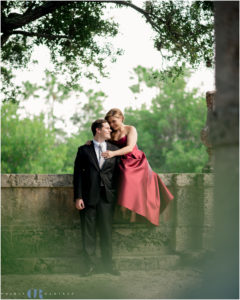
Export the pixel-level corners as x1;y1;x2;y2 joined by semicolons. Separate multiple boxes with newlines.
61;89;107;173
1;78;107;174
1;1;120;76
125;66;208;173
1;102;67;173
1;1;214;101
21;69;82;138
60;133;87;174
71;89;106;131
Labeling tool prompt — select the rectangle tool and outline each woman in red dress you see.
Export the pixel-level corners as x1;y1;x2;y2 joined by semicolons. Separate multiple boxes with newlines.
102;108;174;226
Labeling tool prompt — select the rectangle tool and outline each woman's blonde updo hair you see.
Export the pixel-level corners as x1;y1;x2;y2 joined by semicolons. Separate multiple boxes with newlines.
105;108;124;121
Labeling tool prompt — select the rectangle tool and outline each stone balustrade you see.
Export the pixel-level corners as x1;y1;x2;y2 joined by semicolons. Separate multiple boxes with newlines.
1;173;214;274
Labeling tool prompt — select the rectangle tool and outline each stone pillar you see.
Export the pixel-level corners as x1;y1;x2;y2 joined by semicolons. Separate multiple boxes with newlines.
201;174;215;251
174;174;204;253
201;91;216;173
192;2;239;298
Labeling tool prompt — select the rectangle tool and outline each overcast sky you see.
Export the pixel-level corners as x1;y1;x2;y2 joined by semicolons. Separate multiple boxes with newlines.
15;4;215;135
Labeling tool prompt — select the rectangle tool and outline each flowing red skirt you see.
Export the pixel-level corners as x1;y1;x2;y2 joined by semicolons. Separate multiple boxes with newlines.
117;145;174;226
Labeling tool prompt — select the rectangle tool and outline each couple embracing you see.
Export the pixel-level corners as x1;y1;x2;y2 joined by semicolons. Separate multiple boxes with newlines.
73;108;174;276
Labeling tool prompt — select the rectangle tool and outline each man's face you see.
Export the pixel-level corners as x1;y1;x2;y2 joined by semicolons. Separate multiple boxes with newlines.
97;122;112;140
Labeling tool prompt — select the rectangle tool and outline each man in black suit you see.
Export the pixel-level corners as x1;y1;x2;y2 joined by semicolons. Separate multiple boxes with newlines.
73;119;120;276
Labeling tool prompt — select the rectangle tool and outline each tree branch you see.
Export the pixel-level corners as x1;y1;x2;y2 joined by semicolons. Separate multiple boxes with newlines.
100;0;163;34
1;33;11;46
11;30;71;41
24;2;36;15
2;2;70;33
1;1;71;46
1;0;163;48
105;1;187;45
104;1;150;15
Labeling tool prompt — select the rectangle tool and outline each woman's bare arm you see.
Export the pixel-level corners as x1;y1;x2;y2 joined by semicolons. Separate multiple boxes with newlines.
102;126;137;158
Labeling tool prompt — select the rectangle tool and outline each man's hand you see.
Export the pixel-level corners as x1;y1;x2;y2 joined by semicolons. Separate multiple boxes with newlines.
75;199;85;210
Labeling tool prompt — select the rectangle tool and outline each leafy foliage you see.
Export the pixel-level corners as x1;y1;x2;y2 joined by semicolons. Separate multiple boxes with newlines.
1;65;208;174
148;1;214;69
62;89;106;173
71;89;106;130
21;70;82;134
1;82;106;174
1;1;214;101
1;1;120;77
125;66;208;173
1;103;67;173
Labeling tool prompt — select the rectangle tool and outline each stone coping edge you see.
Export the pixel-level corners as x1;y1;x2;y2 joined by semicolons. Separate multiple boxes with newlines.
1;173;214;188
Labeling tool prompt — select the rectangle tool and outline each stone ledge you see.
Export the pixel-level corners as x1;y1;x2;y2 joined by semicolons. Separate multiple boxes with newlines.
1;174;73;188
2;255;181;274
1;173;214;187
174;173;214;187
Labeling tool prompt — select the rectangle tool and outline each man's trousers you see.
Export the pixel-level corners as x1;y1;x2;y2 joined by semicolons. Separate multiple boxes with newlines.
79;187;115;268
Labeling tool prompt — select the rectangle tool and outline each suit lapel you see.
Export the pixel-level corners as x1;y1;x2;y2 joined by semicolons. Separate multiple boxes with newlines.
106;141;117;151
106;141;111;150
101;142;114;170
88;141;114;171
88;143;100;171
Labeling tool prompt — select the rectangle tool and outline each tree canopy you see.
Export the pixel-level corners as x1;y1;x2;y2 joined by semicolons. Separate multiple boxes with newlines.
125;66;208;173
1;0;214;101
1;102;67;173
1;66;208;174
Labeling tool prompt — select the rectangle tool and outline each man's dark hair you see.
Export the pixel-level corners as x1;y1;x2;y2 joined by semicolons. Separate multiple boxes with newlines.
91;119;108;136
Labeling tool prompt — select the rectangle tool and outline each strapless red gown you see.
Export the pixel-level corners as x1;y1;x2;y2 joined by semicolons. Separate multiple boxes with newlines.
112;136;174;226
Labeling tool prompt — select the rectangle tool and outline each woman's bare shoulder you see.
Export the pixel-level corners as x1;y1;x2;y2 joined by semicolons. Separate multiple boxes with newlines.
125;125;137;134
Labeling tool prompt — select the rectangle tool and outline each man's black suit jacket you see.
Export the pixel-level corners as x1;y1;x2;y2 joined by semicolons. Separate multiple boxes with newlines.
73;141;120;205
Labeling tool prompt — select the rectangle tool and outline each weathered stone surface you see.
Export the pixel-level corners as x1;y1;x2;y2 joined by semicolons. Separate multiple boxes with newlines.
201;91;216;173
203;173;214;186
2;187;77;226
1;269;204;300
175;173;201;186
114;254;181;271
175;226;202;252
157;173;175;186
203;188;214;227
2;254;181;274
175;187;204;226
197;3;239;298
201;226;215;251
1;174;73;187
2;173;200;187
1;173;214;274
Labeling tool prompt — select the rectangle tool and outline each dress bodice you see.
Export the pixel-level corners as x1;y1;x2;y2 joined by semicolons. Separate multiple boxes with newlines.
110;135;142;159
110;135;127;148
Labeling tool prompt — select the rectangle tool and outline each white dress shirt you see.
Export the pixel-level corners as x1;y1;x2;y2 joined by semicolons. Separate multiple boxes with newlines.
92;140;107;167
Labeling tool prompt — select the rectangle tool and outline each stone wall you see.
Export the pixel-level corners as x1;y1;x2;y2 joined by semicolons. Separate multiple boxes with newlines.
1;173;214;274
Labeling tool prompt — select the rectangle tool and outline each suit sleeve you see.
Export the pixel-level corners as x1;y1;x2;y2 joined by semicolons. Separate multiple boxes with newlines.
73;147;84;202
